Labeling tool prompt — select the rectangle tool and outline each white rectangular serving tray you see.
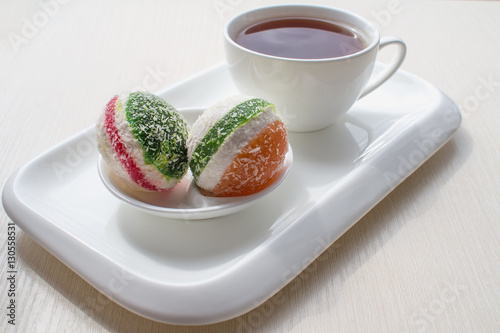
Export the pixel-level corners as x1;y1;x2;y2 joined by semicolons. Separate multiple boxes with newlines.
2;63;461;325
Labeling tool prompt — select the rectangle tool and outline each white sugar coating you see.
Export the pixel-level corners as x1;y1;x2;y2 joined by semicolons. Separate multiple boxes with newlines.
95;92;180;191
115;93;181;190
96;94;142;190
187;95;280;192
199;107;279;191
187;95;250;157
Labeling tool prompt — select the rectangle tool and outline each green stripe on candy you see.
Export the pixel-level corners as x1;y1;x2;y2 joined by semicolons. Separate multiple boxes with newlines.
190;98;274;179
125;92;189;180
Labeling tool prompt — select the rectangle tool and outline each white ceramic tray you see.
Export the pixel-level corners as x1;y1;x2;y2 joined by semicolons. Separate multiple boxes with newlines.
2;63;461;325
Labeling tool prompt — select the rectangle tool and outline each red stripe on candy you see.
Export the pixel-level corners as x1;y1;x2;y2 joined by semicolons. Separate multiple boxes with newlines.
104;95;159;191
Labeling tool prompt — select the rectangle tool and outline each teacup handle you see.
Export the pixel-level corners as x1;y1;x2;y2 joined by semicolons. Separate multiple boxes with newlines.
359;36;407;99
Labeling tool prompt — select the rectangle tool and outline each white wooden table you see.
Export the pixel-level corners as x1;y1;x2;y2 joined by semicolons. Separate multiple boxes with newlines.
1;1;499;332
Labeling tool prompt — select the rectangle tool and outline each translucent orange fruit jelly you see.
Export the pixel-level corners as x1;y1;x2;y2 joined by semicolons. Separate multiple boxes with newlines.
212;120;288;197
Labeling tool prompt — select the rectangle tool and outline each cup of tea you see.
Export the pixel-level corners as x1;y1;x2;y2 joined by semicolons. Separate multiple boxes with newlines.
223;4;407;132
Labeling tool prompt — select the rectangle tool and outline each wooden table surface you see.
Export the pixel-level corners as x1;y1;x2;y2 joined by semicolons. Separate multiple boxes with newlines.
1;0;499;332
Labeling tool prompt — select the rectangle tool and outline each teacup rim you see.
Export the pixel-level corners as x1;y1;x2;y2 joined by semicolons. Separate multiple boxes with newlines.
223;4;380;63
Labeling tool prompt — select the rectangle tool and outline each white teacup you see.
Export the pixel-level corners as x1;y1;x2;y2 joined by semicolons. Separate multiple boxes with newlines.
224;5;407;132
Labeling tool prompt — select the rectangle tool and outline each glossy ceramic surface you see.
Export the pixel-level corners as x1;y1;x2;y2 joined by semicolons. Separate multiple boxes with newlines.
2;63;461;325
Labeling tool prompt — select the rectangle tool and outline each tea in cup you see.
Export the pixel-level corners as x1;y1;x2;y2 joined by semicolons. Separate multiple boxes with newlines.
224;5;407;132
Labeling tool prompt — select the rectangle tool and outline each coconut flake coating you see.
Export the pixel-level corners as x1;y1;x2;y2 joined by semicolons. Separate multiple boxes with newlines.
96;92;189;192
213;119;288;196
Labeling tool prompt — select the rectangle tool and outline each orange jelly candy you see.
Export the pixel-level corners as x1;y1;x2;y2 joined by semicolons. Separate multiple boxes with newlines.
213;120;288;196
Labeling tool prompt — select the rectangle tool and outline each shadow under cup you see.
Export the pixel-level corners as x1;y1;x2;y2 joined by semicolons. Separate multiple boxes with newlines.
223;5;384;132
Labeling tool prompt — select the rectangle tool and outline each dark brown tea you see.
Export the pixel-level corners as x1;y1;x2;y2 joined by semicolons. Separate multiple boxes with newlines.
235;17;366;59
